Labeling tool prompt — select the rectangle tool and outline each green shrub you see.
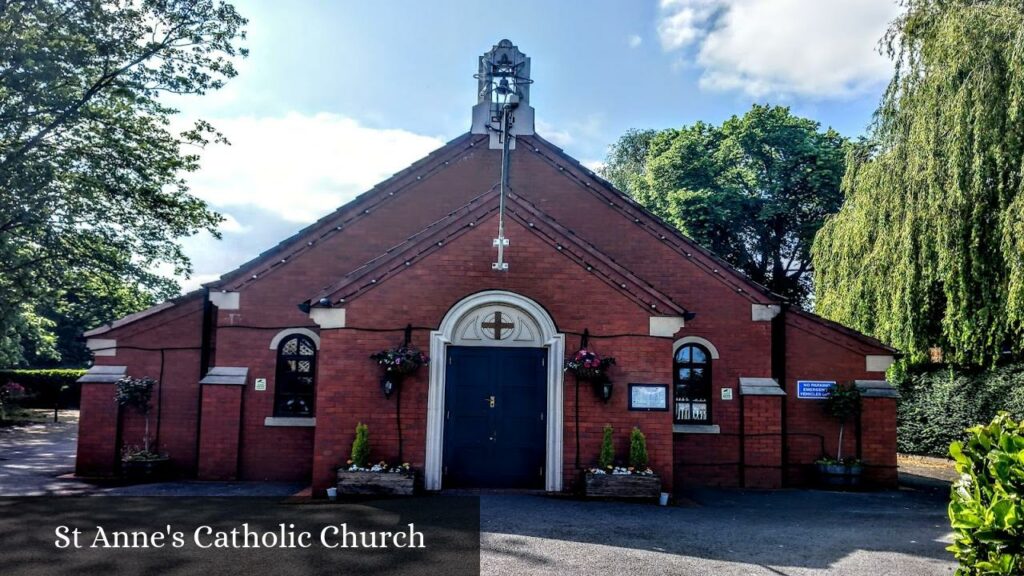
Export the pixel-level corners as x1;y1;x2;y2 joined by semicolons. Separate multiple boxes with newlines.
629;427;648;470
0;369;85;408
598;424;614;469
822;382;861;462
115;377;157;454
351;422;370;468
895;362;1024;456
947;413;1024;575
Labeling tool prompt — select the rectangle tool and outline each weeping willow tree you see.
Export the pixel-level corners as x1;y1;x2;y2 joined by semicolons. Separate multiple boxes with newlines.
813;0;1024;365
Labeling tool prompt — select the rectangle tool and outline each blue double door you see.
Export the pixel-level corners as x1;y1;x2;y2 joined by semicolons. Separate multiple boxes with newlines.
443;346;547;489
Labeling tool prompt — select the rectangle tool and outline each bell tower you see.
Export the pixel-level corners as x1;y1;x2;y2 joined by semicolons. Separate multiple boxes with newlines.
471;39;535;150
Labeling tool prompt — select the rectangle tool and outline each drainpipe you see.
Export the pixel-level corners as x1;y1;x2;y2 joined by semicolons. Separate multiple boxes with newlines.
772;303;789;486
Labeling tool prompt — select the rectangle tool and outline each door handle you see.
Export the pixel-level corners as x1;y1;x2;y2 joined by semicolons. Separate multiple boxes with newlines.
486;395;495;408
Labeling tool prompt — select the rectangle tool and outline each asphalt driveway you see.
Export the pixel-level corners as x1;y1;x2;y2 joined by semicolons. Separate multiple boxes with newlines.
481;490;955;575
0;417;957;574
0;412;93;495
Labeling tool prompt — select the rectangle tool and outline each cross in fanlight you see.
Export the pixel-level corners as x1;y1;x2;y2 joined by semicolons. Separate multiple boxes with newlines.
481;311;514;339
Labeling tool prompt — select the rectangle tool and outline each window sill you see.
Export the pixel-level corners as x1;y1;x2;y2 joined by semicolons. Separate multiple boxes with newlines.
674;424;720;434
264;417;316;428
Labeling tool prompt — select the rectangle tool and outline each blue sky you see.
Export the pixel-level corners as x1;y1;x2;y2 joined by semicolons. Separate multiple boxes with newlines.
168;0;903;290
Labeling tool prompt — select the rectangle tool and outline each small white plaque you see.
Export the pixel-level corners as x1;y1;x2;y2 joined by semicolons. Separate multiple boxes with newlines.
721;387;733;400
254;378;267;391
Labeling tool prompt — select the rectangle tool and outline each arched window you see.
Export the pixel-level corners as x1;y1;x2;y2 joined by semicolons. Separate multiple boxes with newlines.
674;344;711;424
275;334;316;417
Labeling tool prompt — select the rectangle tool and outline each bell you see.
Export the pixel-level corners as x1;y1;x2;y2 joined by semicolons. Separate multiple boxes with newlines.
496;77;511;95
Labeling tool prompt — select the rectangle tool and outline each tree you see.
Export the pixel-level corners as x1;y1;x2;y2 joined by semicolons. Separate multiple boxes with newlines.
812;0;1024;365
600;128;657;197
0;0;247;365
602;105;847;305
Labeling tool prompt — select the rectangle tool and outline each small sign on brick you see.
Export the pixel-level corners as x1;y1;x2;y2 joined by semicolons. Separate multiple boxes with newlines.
797;380;835;399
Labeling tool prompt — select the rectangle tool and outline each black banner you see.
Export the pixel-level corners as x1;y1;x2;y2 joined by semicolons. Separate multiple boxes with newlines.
0;496;480;576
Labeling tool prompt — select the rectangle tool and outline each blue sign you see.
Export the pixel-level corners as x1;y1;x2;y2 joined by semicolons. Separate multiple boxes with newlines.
797;380;836;399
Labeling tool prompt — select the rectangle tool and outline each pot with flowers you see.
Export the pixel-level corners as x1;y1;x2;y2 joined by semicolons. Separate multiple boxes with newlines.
370;344;429;399
815;382;864;488
115;376;171;481
584;425;661;499
565;348;616;402
336;423;417;496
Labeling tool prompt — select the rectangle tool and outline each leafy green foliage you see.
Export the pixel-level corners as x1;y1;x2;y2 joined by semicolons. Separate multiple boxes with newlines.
823;382;861;461
115;376;154;414
0;0;248;365
896;362;1024;456
598;424;615;469
0;368;86;407
813;0;1024;364
629;427;648;470
351;422;370;469
947;413;1024;575
601;105;847;305
115;376;156;452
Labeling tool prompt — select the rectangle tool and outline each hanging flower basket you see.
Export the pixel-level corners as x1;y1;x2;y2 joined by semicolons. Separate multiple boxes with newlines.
564;348;615;383
370;345;429;398
370;345;429;378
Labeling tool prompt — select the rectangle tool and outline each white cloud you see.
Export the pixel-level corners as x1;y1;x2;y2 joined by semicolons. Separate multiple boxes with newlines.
657;0;901;98
657;0;721;50
186;112;443;223
535;119;574;148
628;34;643;48
169;113;444;292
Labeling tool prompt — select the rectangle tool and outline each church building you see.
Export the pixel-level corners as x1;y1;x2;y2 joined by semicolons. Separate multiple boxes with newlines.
76;41;899;495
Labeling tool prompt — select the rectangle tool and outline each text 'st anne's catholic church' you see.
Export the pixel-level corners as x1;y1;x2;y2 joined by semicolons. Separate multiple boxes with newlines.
76;40;899;494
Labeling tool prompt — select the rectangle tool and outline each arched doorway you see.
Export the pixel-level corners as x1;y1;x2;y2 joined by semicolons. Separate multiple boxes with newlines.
424;290;565;491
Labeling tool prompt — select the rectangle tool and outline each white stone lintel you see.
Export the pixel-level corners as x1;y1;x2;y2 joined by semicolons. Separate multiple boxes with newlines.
866;355;895;373
209;291;240;310
751;304;782;322
86;338;117;357
649;316;686;337
310;308;346;329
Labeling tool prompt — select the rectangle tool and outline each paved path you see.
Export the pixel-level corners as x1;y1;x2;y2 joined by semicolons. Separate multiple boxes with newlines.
0;415;303;496
0;413;94;495
0;417;957;574
481;489;956;575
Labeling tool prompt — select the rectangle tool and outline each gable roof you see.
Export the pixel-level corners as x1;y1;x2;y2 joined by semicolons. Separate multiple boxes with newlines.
789;308;899;354
85;129;898;357
308;190;691;317
209;132;487;292
519;134;783;304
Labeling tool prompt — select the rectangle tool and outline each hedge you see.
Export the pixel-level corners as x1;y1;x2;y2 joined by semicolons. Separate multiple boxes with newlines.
947;413;1024;575
0;369;86;409
895;362;1024;456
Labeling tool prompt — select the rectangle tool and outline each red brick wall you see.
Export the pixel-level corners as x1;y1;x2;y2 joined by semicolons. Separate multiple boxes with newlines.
197;384;243;480
743;395;784;488
76;383;119;477
310;217;680;494
860;397;898;487
785;313;896;487
213;328;315;482
78;297;204;477
75;136;898;493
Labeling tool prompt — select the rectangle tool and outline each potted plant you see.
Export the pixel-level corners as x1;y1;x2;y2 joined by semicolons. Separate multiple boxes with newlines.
815;382;863;488
370;345;429;398
336;423;416;496
584;425;661;499
565;348;616;402
115;376;170;481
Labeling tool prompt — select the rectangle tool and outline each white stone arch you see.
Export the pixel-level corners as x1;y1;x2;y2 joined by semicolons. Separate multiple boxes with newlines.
672;335;720;359
268;328;321;350
425;290;565;492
